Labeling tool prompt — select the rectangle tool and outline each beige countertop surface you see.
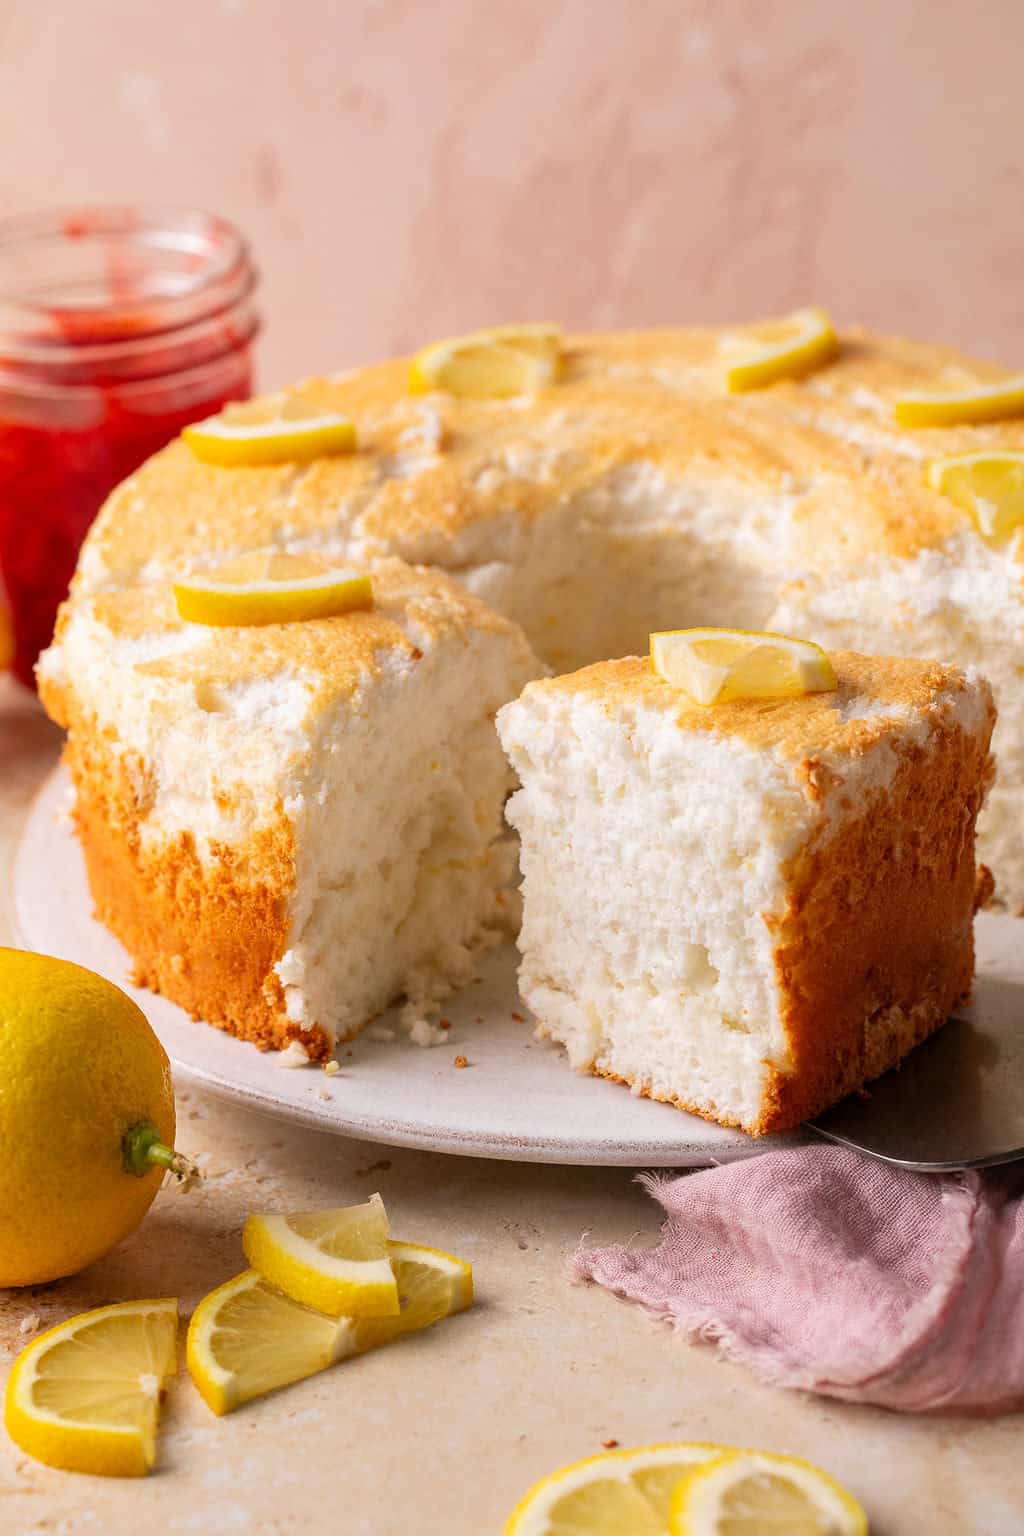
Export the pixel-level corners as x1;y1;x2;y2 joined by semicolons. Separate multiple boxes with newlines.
1;675;1021;1536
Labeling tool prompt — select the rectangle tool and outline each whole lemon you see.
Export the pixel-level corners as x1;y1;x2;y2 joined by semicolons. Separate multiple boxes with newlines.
0;948;180;1287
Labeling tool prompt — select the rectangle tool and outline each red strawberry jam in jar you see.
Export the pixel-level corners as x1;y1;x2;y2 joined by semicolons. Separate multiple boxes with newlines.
0;206;260;687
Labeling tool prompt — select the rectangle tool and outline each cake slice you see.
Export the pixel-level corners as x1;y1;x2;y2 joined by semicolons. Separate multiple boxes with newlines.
496;651;996;1135
38;558;542;1057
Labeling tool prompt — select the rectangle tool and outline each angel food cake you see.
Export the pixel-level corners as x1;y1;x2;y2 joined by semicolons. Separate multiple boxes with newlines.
38;558;541;1056
51;319;1024;910
497;649;995;1135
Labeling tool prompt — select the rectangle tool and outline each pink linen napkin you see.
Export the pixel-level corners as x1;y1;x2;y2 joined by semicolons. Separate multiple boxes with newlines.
572;1145;1024;1414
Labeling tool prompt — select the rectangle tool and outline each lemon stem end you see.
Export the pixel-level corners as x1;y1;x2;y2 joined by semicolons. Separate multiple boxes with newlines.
123;1124;201;1189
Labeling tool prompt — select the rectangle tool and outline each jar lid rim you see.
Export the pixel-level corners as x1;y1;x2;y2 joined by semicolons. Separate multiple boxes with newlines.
0;205;256;355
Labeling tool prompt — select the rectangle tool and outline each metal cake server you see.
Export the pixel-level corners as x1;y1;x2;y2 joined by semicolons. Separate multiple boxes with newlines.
807;970;1024;1171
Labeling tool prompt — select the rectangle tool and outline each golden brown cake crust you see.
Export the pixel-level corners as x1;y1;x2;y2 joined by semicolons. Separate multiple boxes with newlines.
62;710;331;1061
760;691;996;1134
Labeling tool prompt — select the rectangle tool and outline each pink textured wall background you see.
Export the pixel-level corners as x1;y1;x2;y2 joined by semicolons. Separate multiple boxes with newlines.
1;0;1022;389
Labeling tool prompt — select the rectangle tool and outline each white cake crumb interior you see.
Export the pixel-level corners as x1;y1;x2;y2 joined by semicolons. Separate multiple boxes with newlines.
497;667;984;1131
276;637;524;1044
498;688;812;1126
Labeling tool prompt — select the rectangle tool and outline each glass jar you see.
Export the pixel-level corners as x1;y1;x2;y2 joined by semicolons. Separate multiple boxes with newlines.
0;206;260;687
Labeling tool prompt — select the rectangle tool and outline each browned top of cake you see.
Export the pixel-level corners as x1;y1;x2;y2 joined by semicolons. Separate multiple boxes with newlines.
73;327;1024;596
516;650;992;763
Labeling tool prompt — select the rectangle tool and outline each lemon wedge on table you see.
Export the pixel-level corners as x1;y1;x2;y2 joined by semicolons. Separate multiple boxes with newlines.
187;1240;473;1415
723;307;838;393
173;552;373;627
409;323;563;398
4;1299;178;1478
894;373;1024;428
650;628;837;707
242;1194;399;1318
503;1442;725;1536
182;412;357;466
670;1449;867;1536
926;451;1024;543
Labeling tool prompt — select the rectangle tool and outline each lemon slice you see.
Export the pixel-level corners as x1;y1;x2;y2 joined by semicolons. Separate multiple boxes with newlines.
4;1298;178;1477
187;1240;472;1415
670;1450;867;1536
173;552;373;627
409;323;563;397
723;307;838;393
182;412;357;466
503;1442;725;1536
926;451;1024;542
650;627;837;706
351;1238;474;1351
242;1193;399;1319
894;373;1024;428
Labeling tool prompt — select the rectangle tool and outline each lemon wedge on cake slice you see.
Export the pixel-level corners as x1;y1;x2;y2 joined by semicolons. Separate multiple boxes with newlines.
173;552;373;627
503;1442;725;1535
409;323;563;397
187;1239;473;1414
722;307;838;393
183;412;357;466
926;451;1024;543
669;1449;868;1536
4;1298;178;1477
650;628;837;706
242;1194;399;1318
894;373;1024;428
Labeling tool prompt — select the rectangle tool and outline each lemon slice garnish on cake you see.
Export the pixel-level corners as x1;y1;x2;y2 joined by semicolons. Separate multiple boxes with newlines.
182;412;357;466
187;1239;473;1415
173;552;373;627
4;1298;178;1477
926;451;1024;542
894;373;1024;428
409;323;563;398
669;1449;867;1536
503;1442;726;1536
722;307;838;393
242;1194;399;1318
650;627;837;706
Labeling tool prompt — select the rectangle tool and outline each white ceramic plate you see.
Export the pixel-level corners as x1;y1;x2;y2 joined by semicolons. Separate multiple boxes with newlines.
14;766;1019;1167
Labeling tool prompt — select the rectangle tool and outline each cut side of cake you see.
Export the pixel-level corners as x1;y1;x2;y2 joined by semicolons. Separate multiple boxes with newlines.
59;327;1024;907
497;652;996;1135
38;559;542;1057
